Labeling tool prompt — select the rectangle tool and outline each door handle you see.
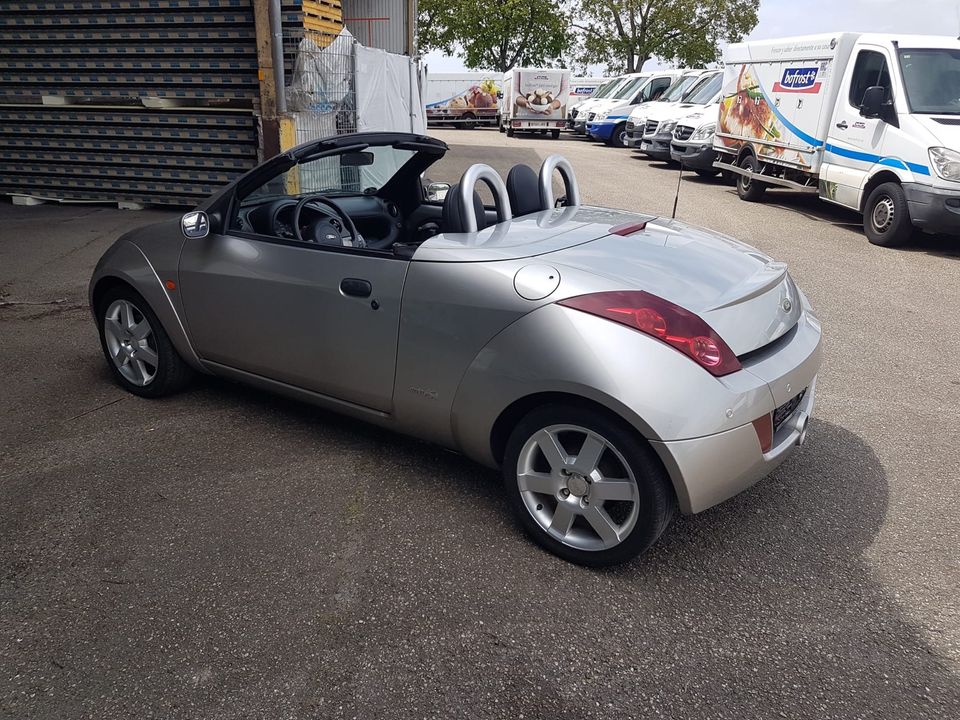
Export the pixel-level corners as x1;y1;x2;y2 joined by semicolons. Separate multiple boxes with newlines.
836;121;848;130
340;278;372;298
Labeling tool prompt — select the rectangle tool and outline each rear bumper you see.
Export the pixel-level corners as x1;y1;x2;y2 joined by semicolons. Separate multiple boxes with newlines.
651;308;822;514
670;141;717;170
904;183;960;235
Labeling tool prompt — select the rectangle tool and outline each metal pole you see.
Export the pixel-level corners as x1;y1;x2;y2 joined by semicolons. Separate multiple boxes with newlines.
268;0;287;114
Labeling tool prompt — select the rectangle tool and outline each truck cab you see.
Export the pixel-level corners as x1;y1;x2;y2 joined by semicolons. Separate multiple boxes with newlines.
586;72;681;146
569;75;629;134
624;70;710;149
715;33;960;246
632;71;722;160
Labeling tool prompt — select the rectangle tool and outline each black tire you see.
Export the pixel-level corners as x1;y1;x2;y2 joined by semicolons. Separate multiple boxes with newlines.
721;169;737;186
607;122;627;147
551;129;561;139
736;154;767;201
96;285;194;398
502;404;677;567
863;182;914;247
498;123;505;133
695;168;719;178
506;126;515;137
459;112;477;130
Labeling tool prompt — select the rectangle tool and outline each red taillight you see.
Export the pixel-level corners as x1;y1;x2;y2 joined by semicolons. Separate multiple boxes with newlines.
557;290;742;376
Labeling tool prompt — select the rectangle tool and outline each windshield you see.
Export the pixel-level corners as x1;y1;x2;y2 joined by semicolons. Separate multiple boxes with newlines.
591;78;625;100
661;74;701;103
898;48;960;114
613;77;647;101
242;145;417;203
685;72;723;105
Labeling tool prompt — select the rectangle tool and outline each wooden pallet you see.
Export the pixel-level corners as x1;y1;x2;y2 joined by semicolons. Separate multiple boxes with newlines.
301;0;342;39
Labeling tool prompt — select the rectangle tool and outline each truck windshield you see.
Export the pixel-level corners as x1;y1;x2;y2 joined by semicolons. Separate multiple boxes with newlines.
685;73;723;105
660;74;700;102
898;48;960;114
614;77;647;100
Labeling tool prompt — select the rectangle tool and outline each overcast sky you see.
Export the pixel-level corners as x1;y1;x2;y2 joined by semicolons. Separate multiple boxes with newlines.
423;0;957;74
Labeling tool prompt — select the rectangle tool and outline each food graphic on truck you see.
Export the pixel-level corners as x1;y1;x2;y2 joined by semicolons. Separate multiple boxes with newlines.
513;70;569;119
425;74;500;127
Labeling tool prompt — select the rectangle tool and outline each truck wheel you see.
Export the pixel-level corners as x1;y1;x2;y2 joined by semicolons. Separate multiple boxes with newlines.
460;112;477;130
498;124;505;133
607;123;627;147
864;182;914;247
551;129;561;139
737;155;767;201
506;127;515;137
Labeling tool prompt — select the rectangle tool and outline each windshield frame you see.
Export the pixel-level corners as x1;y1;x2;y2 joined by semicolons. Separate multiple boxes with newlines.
897;47;960;115
590;77;624;100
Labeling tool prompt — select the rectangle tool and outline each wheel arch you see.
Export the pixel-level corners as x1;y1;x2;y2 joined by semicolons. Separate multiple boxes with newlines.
859;170;902;213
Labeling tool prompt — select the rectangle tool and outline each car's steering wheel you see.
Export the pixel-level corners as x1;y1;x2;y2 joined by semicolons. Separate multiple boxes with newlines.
291;195;364;248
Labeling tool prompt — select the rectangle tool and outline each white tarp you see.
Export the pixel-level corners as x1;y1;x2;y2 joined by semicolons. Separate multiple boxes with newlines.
355;44;426;134
287;28;425;136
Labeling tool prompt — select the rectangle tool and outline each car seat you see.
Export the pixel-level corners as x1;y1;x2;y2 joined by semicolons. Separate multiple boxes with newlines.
506;164;545;217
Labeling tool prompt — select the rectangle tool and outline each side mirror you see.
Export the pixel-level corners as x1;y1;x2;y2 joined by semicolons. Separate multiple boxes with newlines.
426;181;451;202
859;85;886;119
181;210;209;239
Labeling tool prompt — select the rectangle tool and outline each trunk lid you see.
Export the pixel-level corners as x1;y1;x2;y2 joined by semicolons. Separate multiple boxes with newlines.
548;216;802;356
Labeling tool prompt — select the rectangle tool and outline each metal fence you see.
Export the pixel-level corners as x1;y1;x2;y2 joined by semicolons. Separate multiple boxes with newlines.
283;27;357;145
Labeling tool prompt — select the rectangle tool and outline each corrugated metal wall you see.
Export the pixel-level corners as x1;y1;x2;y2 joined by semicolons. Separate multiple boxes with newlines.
0;0;305;207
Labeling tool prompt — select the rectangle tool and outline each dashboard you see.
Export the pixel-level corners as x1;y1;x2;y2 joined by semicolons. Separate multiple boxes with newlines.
235;195;404;249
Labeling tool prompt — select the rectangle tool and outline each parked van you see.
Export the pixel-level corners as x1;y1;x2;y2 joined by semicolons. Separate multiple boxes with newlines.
715;33;960;246
624;70;712;148
500;67;571;138
424;73;500;128
586;71;683;146
570;75;630;134
636;71;723;160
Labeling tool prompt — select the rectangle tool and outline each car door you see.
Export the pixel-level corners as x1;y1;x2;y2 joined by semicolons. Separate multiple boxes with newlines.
178;231;407;413
824;47;895;207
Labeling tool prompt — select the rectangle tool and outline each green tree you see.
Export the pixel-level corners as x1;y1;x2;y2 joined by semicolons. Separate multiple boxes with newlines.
418;0;571;72
572;0;760;73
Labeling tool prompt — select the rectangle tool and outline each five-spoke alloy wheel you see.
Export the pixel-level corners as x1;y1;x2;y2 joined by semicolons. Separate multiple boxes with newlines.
504;404;676;566
96;286;193;398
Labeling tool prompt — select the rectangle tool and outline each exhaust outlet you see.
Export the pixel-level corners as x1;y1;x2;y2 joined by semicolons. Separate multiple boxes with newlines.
795;413;809;446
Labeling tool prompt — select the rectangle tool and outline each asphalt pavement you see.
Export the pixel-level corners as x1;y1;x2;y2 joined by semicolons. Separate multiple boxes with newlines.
1;127;959;719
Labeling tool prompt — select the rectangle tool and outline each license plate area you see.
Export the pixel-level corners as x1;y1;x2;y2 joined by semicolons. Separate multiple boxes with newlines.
773;389;806;432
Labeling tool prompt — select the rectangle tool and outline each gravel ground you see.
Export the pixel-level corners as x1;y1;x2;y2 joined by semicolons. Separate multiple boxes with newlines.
1;127;959;719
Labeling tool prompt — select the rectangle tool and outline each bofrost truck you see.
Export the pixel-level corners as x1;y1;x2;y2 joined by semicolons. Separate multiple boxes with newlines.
714;33;960;246
501;67;571;138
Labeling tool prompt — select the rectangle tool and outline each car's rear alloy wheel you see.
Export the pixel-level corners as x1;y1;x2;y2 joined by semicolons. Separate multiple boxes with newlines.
97;286;193;398
503;405;676;566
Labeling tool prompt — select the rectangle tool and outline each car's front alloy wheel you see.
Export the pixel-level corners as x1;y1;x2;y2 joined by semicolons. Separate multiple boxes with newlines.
503;405;676;566
97;286;193;398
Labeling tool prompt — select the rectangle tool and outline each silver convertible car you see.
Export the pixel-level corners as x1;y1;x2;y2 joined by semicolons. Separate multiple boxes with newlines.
90;132;821;566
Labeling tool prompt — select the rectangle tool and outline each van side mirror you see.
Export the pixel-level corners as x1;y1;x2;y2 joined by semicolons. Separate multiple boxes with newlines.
859;86;886;119
181;210;209;239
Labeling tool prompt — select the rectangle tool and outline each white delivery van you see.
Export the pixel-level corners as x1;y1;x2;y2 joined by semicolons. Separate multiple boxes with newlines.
624;70;712;148
501;67;571;138
585;71;684;146
424;73;500;129
569;75;629;134
637;70;724;160
715;33;960;246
